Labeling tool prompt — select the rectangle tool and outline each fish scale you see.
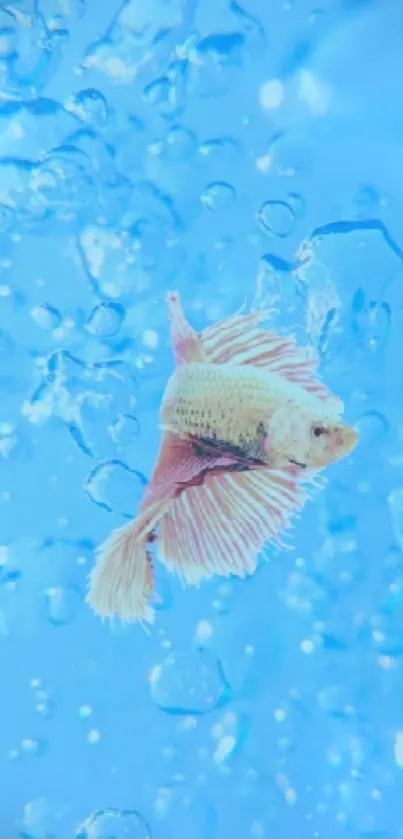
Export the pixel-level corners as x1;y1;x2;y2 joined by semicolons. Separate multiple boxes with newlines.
161;360;305;451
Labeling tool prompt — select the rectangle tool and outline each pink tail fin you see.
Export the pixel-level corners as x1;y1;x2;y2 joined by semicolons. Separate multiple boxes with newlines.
167;291;204;364
158;464;318;583
87;433;241;624
86;521;155;624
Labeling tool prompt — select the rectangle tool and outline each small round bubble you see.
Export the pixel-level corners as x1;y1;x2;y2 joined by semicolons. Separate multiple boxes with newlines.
201;181;236;210
76;807;151;839
257;200;296;238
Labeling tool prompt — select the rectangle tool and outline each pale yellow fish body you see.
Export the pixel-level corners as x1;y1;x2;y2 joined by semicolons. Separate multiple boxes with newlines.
161;361;355;470
161;361;288;450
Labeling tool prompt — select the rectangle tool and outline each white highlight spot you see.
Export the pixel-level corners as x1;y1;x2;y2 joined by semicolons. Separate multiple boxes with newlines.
149;665;162;685
285;787;297;805
300;639;315;654
142;329;159;349
213;734;236;764
259;79;284;110
297;69;330;115
79;704;93;718
394;731;403;767
195;619;213;642
88;728;101;744
256;154;272;174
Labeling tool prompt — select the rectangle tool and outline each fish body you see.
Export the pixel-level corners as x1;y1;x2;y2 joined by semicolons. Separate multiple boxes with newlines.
161;360;355;469
161;361;279;460
87;291;358;624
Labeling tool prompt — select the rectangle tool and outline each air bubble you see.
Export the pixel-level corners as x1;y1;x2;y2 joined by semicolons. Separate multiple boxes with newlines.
30;146;96;223
201;181;236;210
351;290;391;351
19;797;70;839
30;304;62;331
86;302;125;337
164;125;197;161
76;808;151;839
84;460;147;518
44;585;81;625
257;200;296;238
66;89;109;129
108;414;140;447
149;647;231;715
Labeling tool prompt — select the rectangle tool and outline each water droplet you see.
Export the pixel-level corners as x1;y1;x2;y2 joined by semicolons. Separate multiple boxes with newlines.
195;32;245;68
30;146;95;223
351;290;391;351
108;414;140;446
149;647;231;715
66;89;109;129
287;191;305;217
305;279;341;355
0;14;59;101
252;253;304;330
164;124;197;161
44;585;81;625
86;302;125;338
30;303;62;331
388;487;403;553
76;807;151;839
20;797;71;839
297;220;402;303
144;77;174;110
84;460;147;518
262;131;314;177
257;200;296;238
78;226;144;300
201;181;236;210
27;352;137;458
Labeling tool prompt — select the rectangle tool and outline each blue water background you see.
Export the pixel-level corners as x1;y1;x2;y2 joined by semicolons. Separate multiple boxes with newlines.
1;0;403;836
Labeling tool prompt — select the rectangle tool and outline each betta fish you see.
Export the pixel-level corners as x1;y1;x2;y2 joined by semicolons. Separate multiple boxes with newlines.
86;291;358;624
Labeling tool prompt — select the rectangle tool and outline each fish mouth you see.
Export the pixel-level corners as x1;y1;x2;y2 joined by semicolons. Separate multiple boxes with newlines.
339;425;359;456
289;458;307;469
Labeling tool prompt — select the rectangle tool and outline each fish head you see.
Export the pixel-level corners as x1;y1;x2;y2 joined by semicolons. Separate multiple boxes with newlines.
303;416;359;467
266;398;358;470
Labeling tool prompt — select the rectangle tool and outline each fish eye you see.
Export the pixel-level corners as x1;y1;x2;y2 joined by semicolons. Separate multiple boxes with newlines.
312;423;328;439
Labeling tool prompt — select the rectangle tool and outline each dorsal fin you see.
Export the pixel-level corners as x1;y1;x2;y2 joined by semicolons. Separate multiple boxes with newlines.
167;291;205;365
201;308;342;410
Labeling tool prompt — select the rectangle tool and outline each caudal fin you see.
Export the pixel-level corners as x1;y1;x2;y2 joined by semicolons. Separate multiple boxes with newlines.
86;522;155;624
